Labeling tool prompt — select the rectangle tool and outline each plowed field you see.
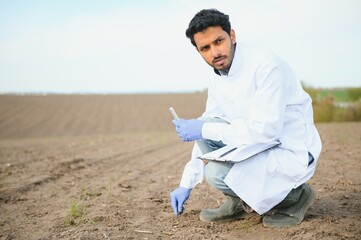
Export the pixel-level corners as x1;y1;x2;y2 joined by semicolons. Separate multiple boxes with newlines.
0;94;360;239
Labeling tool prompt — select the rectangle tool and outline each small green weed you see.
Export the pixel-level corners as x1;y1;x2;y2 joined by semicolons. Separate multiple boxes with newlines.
65;201;87;226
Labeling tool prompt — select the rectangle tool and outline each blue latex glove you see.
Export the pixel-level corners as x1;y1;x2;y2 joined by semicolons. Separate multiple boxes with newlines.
170;187;191;216
172;119;204;142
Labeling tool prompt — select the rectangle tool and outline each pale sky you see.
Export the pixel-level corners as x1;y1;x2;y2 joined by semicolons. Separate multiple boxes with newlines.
0;0;360;93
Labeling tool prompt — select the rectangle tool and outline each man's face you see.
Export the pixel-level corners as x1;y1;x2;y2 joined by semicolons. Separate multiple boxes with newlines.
193;26;236;71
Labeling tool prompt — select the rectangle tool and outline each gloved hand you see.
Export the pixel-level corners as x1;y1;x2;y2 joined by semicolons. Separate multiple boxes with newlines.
170;187;191;216
172;119;204;142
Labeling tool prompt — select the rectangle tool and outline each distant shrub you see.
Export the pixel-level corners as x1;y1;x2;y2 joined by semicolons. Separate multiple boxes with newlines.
313;96;336;122
352;99;361;121
346;88;361;101
313;98;361;122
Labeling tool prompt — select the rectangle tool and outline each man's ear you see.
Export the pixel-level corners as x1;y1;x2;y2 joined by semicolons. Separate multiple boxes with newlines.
230;29;236;44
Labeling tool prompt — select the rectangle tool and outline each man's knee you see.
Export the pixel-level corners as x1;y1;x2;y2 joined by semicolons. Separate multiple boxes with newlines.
204;161;233;187
204;161;219;186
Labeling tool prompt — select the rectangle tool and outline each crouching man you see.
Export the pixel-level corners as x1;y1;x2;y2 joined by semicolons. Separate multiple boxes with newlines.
170;9;322;228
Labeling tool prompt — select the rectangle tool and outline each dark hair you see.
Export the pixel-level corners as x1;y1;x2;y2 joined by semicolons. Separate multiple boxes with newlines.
185;9;231;47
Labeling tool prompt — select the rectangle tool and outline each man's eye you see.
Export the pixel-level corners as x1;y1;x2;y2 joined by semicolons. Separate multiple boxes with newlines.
200;46;209;52
216;39;223;43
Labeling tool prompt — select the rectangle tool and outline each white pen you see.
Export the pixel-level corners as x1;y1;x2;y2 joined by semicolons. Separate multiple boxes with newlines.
169;107;179;120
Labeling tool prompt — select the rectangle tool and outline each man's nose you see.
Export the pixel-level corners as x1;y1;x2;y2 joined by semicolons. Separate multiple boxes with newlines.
211;46;220;57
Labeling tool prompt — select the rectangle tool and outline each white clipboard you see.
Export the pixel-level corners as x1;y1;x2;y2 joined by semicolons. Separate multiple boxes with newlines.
198;141;280;163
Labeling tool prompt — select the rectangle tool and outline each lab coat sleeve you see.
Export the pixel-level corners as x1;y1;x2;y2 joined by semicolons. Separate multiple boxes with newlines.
202;63;287;145
179;143;205;189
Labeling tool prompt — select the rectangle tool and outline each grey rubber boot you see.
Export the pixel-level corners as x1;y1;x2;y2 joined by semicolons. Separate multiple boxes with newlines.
200;195;246;222
263;183;316;228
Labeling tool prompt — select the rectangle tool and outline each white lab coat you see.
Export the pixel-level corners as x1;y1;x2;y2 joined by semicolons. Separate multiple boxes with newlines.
179;43;322;215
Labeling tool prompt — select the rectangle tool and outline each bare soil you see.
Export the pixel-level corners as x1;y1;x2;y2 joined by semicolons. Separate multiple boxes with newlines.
0;94;360;240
